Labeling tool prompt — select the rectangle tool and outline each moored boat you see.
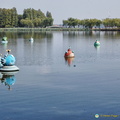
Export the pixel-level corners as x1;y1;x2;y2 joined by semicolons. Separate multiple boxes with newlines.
0;49;19;72
29;37;34;42
94;40;100;46
64;47;75;58
1;37;8;44
0;65;19;72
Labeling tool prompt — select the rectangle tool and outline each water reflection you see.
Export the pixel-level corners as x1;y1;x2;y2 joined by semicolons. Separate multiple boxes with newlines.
63;31;100;38
0;31;53;41
94;45;100;50
94;45;100;59
0;31;120;120
63;31;120;40
1;43;7;50
0;71;18;90
64;57;74;66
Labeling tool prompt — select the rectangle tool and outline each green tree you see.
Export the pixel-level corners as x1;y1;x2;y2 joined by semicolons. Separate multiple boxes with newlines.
42;18;53;27
0;7;53;28
67;18;78;28
18;14;23;27
22;8;48;27
114;18;120;28
76;19;81;28
37;9;46;19
0;8;3;27
11;7;18;27
33;18;42;27
46;11;52;18
23;8;33;20
63;20;68;27
0;7;18;28
20;18;34;27
2;8;7;27
103;18;116;28
102;18;111;28
5;9;12;27
80;20;86;28
81;19;101;29
95;19;102;29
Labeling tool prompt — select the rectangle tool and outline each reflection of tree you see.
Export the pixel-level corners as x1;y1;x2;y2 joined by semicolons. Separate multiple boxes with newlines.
0;32;17;43
0;31;53;41
104;31;120;39
63;31;120;38
63;31;81;39
63;31;95;39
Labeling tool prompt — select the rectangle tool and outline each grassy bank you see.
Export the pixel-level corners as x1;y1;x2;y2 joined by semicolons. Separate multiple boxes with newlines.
0;28;120;32
0;28;85;32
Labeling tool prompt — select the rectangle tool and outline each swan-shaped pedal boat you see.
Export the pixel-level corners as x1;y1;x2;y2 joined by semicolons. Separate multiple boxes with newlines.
1;37;8;44
94;40;100;46
0;49;19;72
29;37;34;42
64;47;75;58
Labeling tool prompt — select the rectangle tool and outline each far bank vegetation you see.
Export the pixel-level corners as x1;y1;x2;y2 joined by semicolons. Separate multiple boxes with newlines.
0;7;53;28
0;7;120;30
63;18;120;30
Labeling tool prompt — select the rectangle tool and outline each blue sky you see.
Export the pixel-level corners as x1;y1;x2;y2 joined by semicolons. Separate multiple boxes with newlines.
0;0;120;24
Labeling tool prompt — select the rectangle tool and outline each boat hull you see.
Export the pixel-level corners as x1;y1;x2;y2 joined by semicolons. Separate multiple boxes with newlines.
64;53;75;58
0;65;19;72
94;42;100;46
1;41;8;44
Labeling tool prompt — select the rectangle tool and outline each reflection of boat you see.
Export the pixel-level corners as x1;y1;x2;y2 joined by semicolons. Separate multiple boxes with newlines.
0;49;19;72
94;45;100;49
94;40;100;46
1;37;8;44
0;71;18;90
0;72;3;79
1;71;18;75
64;47;75;58
64;57;74;66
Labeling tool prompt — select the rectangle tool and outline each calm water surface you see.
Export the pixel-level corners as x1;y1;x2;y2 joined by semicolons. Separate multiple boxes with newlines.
0;31;120;120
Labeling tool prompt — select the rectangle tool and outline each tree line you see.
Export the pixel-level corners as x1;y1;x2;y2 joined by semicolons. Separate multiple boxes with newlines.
0;7;120;29
0;7;53;28
63;18;120;29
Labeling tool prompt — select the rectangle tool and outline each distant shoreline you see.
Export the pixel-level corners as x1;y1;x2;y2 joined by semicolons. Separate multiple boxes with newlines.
0;28;120;32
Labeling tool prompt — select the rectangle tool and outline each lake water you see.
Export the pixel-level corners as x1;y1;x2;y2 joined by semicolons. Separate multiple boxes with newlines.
0;31;120;120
